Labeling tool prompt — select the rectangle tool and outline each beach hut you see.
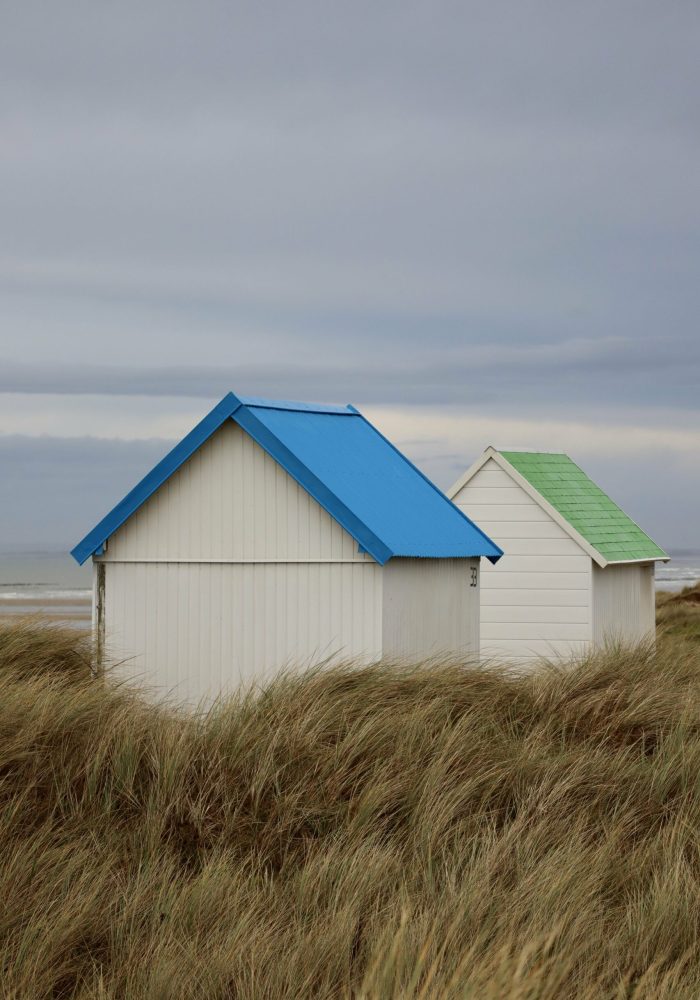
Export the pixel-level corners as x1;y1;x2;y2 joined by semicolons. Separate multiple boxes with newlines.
449;448;668;665
71;393;502;703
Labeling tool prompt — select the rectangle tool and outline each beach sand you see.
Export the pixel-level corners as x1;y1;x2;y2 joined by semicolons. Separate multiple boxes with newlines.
0;596;92;624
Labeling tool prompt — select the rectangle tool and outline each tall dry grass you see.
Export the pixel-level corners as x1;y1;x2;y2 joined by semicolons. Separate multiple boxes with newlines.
656;583;700;643
1;615;700;998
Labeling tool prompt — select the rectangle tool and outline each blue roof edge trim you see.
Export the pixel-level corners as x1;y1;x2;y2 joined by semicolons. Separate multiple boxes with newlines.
70;392;243;565
71;391;502;568
346;405;504;564
232;406;393;565
71;391;393;567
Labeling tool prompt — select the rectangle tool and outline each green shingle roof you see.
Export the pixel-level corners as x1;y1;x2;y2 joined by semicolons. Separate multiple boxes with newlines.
498;451;668;564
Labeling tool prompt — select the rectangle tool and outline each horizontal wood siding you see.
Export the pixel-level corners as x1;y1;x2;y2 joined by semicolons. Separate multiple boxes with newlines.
453;458;592;663
592;563;656;646
479;638;591;659
481;622;590;641
482;589;590;607
480;572;590;591
382;558;479;661
104;561;383;705
473;520;578;539
104;420;371;564
480;537;584;556
482;605;589;623
465;504;554;523
481;555;590;574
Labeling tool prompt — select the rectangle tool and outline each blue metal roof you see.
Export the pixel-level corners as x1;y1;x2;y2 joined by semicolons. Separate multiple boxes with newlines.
71;392;503;566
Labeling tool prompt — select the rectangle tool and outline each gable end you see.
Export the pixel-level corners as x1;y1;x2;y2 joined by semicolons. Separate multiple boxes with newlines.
450;448;605;566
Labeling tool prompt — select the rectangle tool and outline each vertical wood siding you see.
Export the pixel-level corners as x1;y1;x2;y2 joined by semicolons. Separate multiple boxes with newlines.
104;561;383;705
592;562;656;646
381;558;479;661
453;458;592;664
99;420;381;704
103;420;371;564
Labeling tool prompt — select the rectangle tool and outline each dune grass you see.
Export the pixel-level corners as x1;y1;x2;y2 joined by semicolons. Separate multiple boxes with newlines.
0;603;700;997
656;583;700;643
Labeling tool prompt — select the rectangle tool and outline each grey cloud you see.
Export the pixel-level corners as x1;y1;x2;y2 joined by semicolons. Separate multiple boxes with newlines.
0;0;697;547
1;3;698;332
3;2;698;132
0;435;174;549
0;332;698;411
0;429;696;554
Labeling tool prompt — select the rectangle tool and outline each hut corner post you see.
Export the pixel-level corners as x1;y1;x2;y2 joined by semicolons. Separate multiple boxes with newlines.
93;560;106;676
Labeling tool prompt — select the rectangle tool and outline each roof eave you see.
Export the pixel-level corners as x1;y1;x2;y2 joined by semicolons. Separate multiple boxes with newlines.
347;411;502;561
603;555;671;565
386;545;503;563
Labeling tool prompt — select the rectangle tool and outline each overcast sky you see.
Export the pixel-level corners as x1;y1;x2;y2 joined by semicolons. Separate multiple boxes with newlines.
1;1;698;554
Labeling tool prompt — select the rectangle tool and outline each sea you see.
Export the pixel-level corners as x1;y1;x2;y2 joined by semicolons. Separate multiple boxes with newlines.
0;549;93;624
654;551;700;592
0;548;698;623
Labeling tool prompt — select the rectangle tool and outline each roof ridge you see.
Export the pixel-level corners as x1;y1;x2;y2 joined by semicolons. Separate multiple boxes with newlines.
238;397;353;415
498;448;568;456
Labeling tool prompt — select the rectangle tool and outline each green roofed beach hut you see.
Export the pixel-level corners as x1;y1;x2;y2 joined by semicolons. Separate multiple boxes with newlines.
449;447;669;665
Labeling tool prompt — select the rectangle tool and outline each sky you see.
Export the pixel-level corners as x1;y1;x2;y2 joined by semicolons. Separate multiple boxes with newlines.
0;0;698;554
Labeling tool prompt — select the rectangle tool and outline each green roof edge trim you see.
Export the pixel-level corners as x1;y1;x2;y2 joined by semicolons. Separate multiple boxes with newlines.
498;451;668;563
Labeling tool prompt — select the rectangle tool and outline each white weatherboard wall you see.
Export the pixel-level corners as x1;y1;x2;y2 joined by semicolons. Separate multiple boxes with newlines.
97;421;479;703
451;458;592;664
592;563;655;646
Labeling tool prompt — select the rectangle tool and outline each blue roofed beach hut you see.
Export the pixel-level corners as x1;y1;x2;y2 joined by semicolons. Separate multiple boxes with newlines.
72;393;501;703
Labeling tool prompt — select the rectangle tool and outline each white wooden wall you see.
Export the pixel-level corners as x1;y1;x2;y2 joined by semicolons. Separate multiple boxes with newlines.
382;558;480;661
592;563;655;647
99;420;382;703
104;421;370;564
102;561;383;703
452;458;592;664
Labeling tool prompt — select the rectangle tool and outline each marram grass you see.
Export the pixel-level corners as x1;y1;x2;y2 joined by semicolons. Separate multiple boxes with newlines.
1;605;700;998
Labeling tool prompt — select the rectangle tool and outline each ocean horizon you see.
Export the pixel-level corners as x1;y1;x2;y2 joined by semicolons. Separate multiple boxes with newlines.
0;546;698;614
